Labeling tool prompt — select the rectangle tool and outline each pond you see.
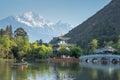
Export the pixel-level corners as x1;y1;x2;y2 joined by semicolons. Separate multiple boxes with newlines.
0;61;120;80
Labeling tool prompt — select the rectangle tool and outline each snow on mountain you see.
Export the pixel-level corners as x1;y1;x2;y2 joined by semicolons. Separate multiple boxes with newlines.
16;12;54;27
0;12;72;42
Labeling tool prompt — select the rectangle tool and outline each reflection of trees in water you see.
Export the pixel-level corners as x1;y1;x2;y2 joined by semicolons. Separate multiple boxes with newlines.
53;63;82;80
1;62;120;80
11;65;29;80
53;63;60;80
28;62;52;79
2;63;11;80
0;62;11;80
11;62;52;80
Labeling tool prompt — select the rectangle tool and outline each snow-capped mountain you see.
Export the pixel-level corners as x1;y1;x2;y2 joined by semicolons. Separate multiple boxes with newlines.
0;12;72;42
16;12;54;27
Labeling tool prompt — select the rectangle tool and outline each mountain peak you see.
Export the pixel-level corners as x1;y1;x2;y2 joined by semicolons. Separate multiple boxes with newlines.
15;12;53;27
23;12;34;21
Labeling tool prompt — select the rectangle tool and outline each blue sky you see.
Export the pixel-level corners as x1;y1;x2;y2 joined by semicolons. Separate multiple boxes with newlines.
0;0;111;27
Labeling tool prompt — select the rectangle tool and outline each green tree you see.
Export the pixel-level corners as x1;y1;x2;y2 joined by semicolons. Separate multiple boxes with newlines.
14;27;27;38
113;35;120;54
70;46;82;58
0;28;4;37
58;46;70;57
38;45;53;59
89;39;98;54
5;25;13;39
45;44;53;58
0;44;6;58
1;35;12;58
30;42;39;58
23;37;31;54
15;36;30;58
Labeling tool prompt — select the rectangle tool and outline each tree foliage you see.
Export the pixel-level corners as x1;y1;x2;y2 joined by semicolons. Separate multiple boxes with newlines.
2;25;120;60
88;39;98;54
70;46;82;58
58;46;70;57
0;26;54;60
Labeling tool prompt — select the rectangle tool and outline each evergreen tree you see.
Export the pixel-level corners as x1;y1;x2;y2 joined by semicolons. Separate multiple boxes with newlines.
14;27;27;38
0;28;4;37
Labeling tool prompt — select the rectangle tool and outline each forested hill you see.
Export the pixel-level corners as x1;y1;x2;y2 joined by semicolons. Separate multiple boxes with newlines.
64;0;120;48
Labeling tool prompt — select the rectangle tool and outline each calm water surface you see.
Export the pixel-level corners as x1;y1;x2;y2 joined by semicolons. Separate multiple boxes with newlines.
0;61;120;80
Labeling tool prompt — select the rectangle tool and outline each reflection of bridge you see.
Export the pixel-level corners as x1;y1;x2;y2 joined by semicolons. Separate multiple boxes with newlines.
79;61;120;72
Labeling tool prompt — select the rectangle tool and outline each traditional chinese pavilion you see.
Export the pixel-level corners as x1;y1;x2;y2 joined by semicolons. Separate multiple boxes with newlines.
52;36;72;56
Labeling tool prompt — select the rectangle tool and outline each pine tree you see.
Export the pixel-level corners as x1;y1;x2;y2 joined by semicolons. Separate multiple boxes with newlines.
14;27;28;38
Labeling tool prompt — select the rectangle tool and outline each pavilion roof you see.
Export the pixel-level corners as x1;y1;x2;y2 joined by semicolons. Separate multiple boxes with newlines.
94;46;115;53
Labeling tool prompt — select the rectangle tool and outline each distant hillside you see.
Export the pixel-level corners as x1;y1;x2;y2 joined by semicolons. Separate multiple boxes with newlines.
63;0;120;48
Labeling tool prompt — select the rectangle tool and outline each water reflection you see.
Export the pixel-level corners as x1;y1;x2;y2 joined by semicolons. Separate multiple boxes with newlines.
10;62;82;80
0;61;120;80
80;61;120;73
78;62;120;80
